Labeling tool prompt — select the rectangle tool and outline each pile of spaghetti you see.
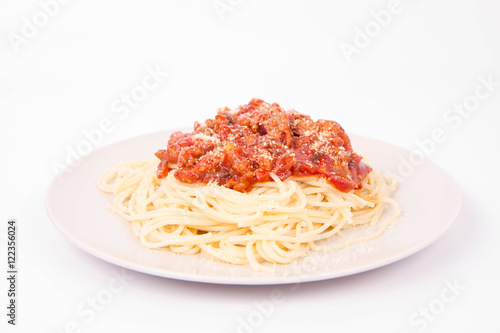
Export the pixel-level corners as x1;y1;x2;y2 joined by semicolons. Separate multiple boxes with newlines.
98;99;400;271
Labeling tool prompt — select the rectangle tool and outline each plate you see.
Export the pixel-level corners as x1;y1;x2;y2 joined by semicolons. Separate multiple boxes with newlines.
45;129;462;285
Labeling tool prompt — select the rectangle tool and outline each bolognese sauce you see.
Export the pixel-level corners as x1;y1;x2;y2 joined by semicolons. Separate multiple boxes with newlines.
155;99;371;193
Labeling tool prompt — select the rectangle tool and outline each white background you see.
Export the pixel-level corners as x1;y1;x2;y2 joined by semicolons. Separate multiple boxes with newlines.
1;0;499;332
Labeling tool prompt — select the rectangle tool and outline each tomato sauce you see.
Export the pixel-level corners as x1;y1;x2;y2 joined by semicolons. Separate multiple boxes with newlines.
155;99;371;192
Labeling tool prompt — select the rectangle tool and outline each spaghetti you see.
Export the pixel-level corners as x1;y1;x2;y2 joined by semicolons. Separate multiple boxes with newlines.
98;158;399;272
98;99;400;271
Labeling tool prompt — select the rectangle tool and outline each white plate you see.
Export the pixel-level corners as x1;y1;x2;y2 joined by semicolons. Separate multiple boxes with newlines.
45;129;462;285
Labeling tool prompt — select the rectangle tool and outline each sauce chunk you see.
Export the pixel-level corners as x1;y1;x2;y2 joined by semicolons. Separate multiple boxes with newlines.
155;99;371;192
